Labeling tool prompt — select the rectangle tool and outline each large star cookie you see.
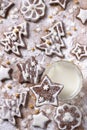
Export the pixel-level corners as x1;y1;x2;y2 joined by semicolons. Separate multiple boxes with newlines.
31;75;63;106
71;43;87;60
21;0;46;22
32;111;50;129
49;0;68;9
17;56;44;84
36;21;66;58
77;8;87;24
0;65;12;81
55;104;82;130
0;0;14;18
0;22;28;56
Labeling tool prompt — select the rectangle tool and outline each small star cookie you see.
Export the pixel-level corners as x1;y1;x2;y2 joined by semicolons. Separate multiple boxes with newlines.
31;75;64;106
36;21;66;58
32;111;50;129
0;65;12;81
77;8;87;24
71;43;87;60
49;0;68;9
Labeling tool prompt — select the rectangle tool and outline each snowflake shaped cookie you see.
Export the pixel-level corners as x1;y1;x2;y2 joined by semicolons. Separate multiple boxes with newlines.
77;8;87;24
21;0;46;22
0;65;12;81
0;22;28;56
0;90;28;125
17;56;44;84
36;21;66;58
31;75;63;106
55;104;82;130
0;0;14;18
71;43;87;60
49;0;68;9
32;111;50;129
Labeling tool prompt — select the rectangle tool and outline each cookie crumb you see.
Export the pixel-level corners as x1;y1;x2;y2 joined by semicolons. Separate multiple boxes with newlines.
6;61;11;65
72;27;77;31
31;48;35;52
66;31;72;36
7;85;12;89
15;93;20;98
73;0;79;4
48;15;53;19
29;104;34;109
34;109;40;114
46;40;51;45
13;28;19;33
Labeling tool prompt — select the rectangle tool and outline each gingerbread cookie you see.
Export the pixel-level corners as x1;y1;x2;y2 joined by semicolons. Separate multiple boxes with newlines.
49;0;68;9
0;0;14;18
21;0;46;22
31;75;64;106
77;8;87;24
71;43;87;60
55;104;82;130
0;90;28;125
32;111;50;129
36;21;66;58
0;22;28;56
0;65;12;81
17;56;44;84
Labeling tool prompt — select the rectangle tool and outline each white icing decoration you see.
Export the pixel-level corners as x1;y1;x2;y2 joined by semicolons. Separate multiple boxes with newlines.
77;8;87;24
38;97;44;103
31;75;64;106
63;112;74;122
0;0;14;18
0;65;11;81
21;0;46;22
43;85;49;91
0;22;28;56
49;0;67;9
32;112;50;129
36;21;66;58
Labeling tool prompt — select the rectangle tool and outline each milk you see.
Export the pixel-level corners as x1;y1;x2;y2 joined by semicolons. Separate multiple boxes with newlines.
44;61;83;100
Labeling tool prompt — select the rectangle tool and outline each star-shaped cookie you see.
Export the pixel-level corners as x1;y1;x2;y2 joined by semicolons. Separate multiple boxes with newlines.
31;75;64;106
77;8;87;24
32;111;50;129
0;65;12;81
0;0;14;18
71;43;87;60
49;0;68;9
36;21;66;58
0;22;28;56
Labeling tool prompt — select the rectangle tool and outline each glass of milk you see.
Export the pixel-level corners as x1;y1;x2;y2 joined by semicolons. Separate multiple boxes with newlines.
44;61;83;100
